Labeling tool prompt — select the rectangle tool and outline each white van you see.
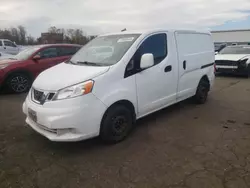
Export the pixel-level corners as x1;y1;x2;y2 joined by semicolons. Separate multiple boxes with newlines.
22;29;215;143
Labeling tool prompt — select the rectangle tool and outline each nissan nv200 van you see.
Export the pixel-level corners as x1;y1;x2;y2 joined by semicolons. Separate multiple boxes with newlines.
23;29;215;143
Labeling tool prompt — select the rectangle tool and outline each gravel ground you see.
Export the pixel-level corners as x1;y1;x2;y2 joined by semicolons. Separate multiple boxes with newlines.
1;76;250;188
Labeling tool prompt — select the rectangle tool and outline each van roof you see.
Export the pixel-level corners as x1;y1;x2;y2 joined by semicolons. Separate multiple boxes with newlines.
100;29;211;36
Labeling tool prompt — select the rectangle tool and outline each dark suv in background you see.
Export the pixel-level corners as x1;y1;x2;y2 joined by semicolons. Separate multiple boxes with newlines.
0;44;81;93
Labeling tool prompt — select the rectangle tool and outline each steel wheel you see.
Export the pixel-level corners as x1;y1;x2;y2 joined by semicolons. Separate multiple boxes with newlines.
112;115;128;136
100;105;134;143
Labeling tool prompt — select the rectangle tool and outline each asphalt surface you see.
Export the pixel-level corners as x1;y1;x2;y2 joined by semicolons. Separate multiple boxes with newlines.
1;76;250;188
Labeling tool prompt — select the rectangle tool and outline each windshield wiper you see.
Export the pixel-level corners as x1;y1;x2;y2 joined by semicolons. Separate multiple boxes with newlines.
76;61;103;66
65;60;76;64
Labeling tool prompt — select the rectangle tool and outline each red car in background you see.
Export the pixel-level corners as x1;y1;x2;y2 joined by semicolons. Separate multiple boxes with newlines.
0;44;81;93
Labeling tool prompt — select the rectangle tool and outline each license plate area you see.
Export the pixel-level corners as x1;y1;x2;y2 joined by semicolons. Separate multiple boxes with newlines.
28;108;37;123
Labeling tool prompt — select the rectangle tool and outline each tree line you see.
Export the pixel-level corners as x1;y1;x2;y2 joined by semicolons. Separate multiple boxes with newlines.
0;26;96;45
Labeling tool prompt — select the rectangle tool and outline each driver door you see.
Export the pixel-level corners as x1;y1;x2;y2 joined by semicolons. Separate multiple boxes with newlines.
34;47;62;74
125;33;178;117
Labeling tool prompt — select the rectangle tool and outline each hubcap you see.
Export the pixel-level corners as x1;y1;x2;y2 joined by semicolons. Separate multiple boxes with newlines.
112;116;128;135
10;76;28;93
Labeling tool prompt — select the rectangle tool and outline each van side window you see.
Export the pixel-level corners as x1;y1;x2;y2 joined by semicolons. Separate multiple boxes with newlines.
125;33;167;78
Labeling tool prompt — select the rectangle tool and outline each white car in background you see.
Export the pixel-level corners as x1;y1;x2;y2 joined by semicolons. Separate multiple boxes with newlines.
0;39;20;55
215;45;250;77
0;51;15;60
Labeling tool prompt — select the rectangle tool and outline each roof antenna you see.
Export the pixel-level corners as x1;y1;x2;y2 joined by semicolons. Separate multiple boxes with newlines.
121;28;127;32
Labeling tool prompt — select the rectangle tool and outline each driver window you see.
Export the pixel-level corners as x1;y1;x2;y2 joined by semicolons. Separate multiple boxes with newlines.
4;41;17;47
124;33;167;78
37;47;58;59
136;33;167;65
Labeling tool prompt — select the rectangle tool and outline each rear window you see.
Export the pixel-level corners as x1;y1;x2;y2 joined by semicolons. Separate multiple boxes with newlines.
220;46;250;54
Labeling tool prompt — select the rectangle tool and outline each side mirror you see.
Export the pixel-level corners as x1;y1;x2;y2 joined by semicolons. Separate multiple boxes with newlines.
33;55;41;61
215;52;218;55
140;53;154;69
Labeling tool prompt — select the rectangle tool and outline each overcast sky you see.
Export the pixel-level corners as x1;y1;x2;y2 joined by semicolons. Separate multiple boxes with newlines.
1;0;250;37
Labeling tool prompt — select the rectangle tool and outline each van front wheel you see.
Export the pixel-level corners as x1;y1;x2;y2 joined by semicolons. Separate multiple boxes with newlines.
194;79;209;104
100;105;133;143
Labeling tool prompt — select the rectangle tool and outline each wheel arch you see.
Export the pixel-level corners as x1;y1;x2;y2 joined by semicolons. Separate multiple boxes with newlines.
3;69;34;84
101;99;136;126
200;74;210;90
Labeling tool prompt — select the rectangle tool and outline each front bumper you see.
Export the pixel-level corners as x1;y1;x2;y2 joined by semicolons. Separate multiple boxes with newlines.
22;92;107;142
216;64;249;75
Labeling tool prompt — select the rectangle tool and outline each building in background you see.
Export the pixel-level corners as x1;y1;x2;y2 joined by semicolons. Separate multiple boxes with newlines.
211;29;250;46
40;33;64;44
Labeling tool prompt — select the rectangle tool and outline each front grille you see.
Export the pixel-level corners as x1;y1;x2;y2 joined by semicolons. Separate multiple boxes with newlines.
215;60;238;66
37;123;57;134
33;89;44;102
32;88;55;105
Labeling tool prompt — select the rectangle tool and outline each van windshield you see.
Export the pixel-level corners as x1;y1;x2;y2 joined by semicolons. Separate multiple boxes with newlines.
69;34;140;66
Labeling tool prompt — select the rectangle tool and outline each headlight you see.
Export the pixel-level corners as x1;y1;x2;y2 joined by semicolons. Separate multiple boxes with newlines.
238;58;248;67
0;64;9;69
53;80;94;100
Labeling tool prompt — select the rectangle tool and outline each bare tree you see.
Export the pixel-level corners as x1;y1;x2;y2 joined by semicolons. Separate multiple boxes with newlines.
27;35;36;45
18;25;27;45
0;25;94;45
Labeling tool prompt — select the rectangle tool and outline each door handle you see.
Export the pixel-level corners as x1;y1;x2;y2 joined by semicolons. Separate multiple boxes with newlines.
183;60;186;70
164;65;172;72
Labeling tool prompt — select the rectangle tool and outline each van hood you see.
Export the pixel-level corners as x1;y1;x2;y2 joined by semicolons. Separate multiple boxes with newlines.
33;62;110;91
215;54;250;61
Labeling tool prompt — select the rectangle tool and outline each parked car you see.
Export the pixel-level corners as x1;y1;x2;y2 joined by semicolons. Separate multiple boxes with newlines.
22;29;215;143
0;44;82;93
0;39;20;55
0;52;15;60
214;43;226;53
215;45;250;77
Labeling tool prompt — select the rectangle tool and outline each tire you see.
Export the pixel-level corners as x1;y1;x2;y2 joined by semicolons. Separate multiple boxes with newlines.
6;73;32;93
100;105;134;143
194;79;210;104
246;65;250;78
